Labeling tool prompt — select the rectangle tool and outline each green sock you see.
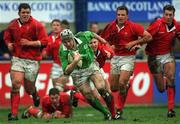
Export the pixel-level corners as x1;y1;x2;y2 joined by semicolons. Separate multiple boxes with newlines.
88;98;109;115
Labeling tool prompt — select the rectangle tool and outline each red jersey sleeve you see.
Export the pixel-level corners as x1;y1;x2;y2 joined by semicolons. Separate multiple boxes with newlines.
99;44;114;59
131;23;144;37
103;44;114;58
4;21;15;45
100;23;111;40
60;93;71;118
44;42;53;57
35;21;48;47
100;21;119;45
42;96;50;113
147;19;161;36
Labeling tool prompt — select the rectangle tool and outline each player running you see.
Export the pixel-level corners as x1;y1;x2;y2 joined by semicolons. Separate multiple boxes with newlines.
59;29;113;120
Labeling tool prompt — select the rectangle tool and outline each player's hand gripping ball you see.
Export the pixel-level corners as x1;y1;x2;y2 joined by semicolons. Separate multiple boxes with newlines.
68;50;83;68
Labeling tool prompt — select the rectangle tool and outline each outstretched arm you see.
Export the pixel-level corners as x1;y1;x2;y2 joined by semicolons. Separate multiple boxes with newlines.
125;30;152;51
93;33;107;44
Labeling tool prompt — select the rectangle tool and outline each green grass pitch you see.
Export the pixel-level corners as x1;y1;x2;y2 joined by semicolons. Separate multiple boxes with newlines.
0;106;180;124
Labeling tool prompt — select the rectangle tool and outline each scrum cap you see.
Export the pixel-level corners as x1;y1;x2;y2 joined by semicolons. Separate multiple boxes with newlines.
60;29;74;41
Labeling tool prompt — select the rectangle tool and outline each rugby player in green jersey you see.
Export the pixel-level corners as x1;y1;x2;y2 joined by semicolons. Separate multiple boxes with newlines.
59;29;113;120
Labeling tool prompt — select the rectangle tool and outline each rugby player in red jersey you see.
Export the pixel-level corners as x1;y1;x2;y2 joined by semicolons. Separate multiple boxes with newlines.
4;3;49;121
22;88;72;119
89;38;117;119
101;5;151;119
123;4;180;118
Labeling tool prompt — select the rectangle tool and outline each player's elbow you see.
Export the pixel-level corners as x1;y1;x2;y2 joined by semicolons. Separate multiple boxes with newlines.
64;70;69;75
144;31;152;43
146;34;152;43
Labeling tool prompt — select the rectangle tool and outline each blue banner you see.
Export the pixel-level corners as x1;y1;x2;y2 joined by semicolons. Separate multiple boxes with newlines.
87;0;171;22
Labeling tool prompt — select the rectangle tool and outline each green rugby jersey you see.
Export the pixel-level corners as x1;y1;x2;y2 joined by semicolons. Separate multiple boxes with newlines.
59;31;95;71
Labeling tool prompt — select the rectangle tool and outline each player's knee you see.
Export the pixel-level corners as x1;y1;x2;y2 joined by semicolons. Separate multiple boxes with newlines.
24;85;36;95
166;72;175;81
158;88;165;93
95;80;105;89
11;87;20;93
12;82;21;91
167;82;175;88
169;76;175;83
111;85;119;92
119;84;127;95
25;89;32;95
156;84;165;93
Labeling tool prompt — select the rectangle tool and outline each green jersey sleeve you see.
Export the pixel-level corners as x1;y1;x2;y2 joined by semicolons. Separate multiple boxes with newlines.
75;31;94;44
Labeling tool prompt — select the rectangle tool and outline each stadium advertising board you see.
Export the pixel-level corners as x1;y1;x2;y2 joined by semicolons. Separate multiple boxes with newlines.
0;61;153;107
87;0;171;22
0;62;53;107
0;0;74;23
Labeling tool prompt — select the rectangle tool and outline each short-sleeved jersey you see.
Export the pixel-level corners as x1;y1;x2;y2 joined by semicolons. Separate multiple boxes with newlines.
95;44;113;68
146;17;179;56
42;92;71;117
59;31;95;71
4;16;48;61
101;20;144;56
44;33;62;65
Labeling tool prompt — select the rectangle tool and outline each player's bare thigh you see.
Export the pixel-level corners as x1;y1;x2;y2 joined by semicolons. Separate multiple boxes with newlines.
109;74;119;91
164;61;175;85
110;55;135;88
78;80;94;99
90;73;105;89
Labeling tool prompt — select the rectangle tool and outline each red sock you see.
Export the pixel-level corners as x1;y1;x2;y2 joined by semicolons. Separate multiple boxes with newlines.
116;92;127;111
11;92;20;116
167;86;175;111
29;107;41;117
107;96;116;118
116;84;130;111
73;92;86;102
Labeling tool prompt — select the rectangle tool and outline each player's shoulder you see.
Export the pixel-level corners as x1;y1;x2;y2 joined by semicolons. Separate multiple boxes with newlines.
42;95;50;102
31;17;44;28
105;20;116;29
7;19;18;28
149;18;162;27
128;20;143;28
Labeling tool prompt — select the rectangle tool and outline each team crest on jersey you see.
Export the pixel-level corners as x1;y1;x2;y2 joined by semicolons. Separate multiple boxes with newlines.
84;44;88;49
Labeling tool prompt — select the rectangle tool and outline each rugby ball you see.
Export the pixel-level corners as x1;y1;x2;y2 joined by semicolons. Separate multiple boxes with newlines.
68;51;82;68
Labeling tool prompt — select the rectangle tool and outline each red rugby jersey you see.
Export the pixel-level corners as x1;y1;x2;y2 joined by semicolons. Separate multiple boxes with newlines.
95;44;113;68
4;16;48;60
44;33;62;65
146;17;179;56
101;20;144;56
42;92;71;118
